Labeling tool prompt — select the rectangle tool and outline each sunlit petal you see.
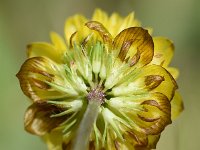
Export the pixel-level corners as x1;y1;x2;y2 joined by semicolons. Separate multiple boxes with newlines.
171;91;184;120
151;37;174;67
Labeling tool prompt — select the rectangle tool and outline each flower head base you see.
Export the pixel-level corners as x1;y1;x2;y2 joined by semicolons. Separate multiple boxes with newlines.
17;9;183;150
87;86;105;104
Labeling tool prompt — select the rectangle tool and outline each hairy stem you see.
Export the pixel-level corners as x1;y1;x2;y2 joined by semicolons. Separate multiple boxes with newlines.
72;100;101;150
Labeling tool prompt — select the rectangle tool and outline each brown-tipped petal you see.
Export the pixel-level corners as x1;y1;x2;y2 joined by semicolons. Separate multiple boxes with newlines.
16;57;71;101
171;91;184;120
86;21;112;46
112;65;177;101
113;27;154;67
24;101;66;136
69;31;77;49
151;37;174;67
108;92;171;138
27;42;63;63
139;93;172;135
134;134;160;150
124;130;148;149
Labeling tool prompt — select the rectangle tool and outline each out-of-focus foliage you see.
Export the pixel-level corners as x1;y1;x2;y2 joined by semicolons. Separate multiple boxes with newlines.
0;0;200;150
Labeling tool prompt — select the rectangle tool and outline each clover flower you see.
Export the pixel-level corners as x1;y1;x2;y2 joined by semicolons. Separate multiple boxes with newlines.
17;9;183;150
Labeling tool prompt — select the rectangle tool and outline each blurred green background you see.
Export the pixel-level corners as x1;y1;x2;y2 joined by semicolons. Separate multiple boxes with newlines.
0;0;199;149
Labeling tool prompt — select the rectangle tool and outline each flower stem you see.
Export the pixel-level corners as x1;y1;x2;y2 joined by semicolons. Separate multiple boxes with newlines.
72;100;100;150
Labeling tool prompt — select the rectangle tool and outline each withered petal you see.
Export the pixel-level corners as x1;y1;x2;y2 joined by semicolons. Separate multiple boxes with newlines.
24;101;66;136
139;93;172;135
107;92;171;139
145;75;165;91
113;27;154;67
134;134;160;150
16;57;68;101
85;21;113;46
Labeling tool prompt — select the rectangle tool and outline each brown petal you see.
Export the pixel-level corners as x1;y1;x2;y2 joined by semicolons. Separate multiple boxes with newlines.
16;57;69;101
85;21;112;46
145;75;165;91
139;93;172;135
24;101;66;136
62;141;72;150
113;27;154;67
108;92;171;139
134;134;160;150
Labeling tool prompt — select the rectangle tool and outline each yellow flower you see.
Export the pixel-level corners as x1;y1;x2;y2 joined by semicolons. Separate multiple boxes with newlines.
17;9;183;150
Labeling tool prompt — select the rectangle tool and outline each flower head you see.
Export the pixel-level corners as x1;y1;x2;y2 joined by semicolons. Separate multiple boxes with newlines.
17;9;183;150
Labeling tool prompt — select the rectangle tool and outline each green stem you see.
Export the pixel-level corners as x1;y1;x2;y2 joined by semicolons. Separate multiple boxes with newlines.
72;100;100;150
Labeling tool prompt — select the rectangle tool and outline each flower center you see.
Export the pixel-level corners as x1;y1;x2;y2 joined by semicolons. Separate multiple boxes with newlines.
87;86;105;104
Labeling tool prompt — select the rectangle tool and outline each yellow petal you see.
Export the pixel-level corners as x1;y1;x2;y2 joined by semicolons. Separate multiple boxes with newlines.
116;12;135;35
64;14;88;46
92;9;109;26
167;67;179;79
43;131;63;150
107;13;123;36
24;101;66;136
151;37;174;67
50;32;67;51
171;91;184;120
145;27;153;35
27;42;63;63
113;27;154;67
16;57;77;101
108;12;141;37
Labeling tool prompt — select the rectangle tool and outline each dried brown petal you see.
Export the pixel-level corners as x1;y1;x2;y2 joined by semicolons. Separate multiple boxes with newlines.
16;57;69;101
24;101;66;136
86;21;112;46
113;27;154;67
